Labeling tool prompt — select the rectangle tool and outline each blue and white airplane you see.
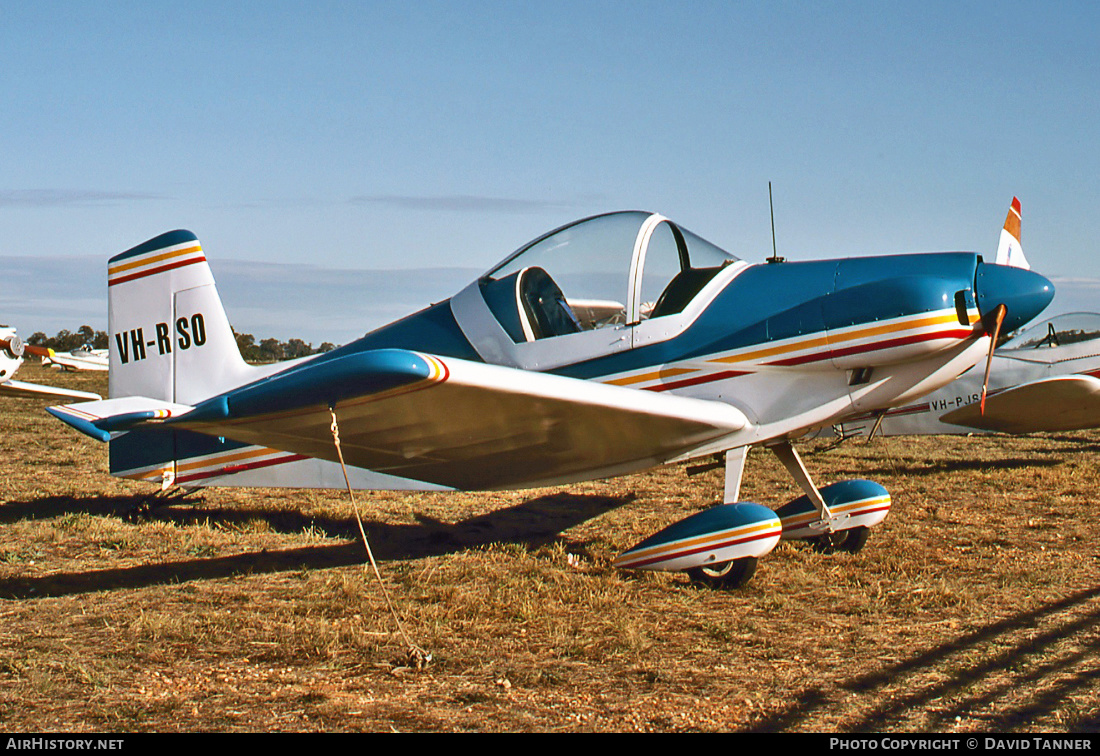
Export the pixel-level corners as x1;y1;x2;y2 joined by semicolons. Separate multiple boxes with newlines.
47;203;1054;587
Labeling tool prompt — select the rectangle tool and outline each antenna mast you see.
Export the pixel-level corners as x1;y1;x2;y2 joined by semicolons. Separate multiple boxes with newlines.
767;182;785;264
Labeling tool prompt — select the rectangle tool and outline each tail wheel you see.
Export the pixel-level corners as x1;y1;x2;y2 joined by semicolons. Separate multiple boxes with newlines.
811;526;871;555
688;557;758;590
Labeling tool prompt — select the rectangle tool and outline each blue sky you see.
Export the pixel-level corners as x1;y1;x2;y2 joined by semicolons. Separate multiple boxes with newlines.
1;1;1097;344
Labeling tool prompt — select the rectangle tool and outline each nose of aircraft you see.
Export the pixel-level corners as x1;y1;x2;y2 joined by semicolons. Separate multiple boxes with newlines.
974;262;1055;333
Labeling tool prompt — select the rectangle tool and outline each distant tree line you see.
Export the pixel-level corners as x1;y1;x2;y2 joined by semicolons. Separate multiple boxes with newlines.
25;325;336;362
27;326;108;351
233;330;336;362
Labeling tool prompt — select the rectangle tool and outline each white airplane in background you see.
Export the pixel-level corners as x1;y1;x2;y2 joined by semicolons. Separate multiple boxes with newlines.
44;345;109;372
47;200;1054;588
0;326;101;401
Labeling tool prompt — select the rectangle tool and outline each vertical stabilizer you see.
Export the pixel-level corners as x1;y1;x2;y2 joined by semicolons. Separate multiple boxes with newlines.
107;230;253;404
995;196;1029;269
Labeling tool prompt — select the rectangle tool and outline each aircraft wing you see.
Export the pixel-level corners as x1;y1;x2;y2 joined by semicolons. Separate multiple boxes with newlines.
1;379;101;401
50;349;750;490
940;375;1100;433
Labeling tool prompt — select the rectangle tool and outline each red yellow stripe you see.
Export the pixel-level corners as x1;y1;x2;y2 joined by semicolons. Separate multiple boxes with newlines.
603;310;977;392
108;244;206;287
614;520;781;568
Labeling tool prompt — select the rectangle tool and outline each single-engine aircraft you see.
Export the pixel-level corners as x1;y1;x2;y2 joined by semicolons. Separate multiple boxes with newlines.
47;202;1055;587
44;344;110;372
0;326;101;401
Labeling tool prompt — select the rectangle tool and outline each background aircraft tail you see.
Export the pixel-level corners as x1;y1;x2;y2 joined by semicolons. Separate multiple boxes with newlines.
107;230;254;405
994;196;1029;269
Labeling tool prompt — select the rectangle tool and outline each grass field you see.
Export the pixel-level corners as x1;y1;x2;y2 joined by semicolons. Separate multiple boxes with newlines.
1;363;1098;732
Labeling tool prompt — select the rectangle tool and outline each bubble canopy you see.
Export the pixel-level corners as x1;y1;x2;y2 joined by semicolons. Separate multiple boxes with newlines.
480;211;739;338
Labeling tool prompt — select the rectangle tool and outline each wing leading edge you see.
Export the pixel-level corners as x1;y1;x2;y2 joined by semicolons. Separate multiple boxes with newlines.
51;348;751;490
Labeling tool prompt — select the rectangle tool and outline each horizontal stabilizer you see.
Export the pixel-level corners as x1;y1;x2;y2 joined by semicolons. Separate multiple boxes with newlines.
940;375;1100;433
47;397;193;442
152;348;751;490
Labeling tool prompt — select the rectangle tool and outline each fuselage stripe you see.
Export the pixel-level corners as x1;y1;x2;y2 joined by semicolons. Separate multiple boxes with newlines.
173;446;288;474
174;453;310;485
644;369;750;392
602;310;975;389
606;367;697;387
116;446;308;482
765;328;974;367
710;312;964;366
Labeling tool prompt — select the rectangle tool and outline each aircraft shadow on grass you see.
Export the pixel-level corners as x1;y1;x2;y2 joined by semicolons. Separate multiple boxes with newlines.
0;491;632;600
744;583;1100;732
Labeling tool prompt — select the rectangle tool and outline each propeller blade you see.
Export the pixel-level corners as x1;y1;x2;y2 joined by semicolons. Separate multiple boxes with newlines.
980;303;1007;415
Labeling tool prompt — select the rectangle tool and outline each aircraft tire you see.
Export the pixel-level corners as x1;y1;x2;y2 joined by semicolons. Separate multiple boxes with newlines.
839;525;870;553
811;526;871;555
688;557;757;589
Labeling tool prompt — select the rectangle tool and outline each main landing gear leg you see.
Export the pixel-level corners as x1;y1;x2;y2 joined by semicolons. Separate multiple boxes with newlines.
723;446;748;504
768;440;833;523
769;439;881;554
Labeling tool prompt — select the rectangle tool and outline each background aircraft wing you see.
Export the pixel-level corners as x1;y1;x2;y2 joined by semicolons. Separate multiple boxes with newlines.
1;379;100;401
53;349;751;490
940;374;1100;433
47;353;110;372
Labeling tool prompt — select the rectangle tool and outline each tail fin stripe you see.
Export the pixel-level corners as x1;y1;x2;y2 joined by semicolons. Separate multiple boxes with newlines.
109;229;199;264
108;244;203;276
108;255;208;287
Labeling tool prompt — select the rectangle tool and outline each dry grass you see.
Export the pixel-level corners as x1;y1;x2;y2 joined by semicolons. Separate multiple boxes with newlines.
2;362;1099;732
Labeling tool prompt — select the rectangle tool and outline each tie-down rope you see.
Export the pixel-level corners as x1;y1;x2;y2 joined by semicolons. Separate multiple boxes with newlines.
329;406;431;668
